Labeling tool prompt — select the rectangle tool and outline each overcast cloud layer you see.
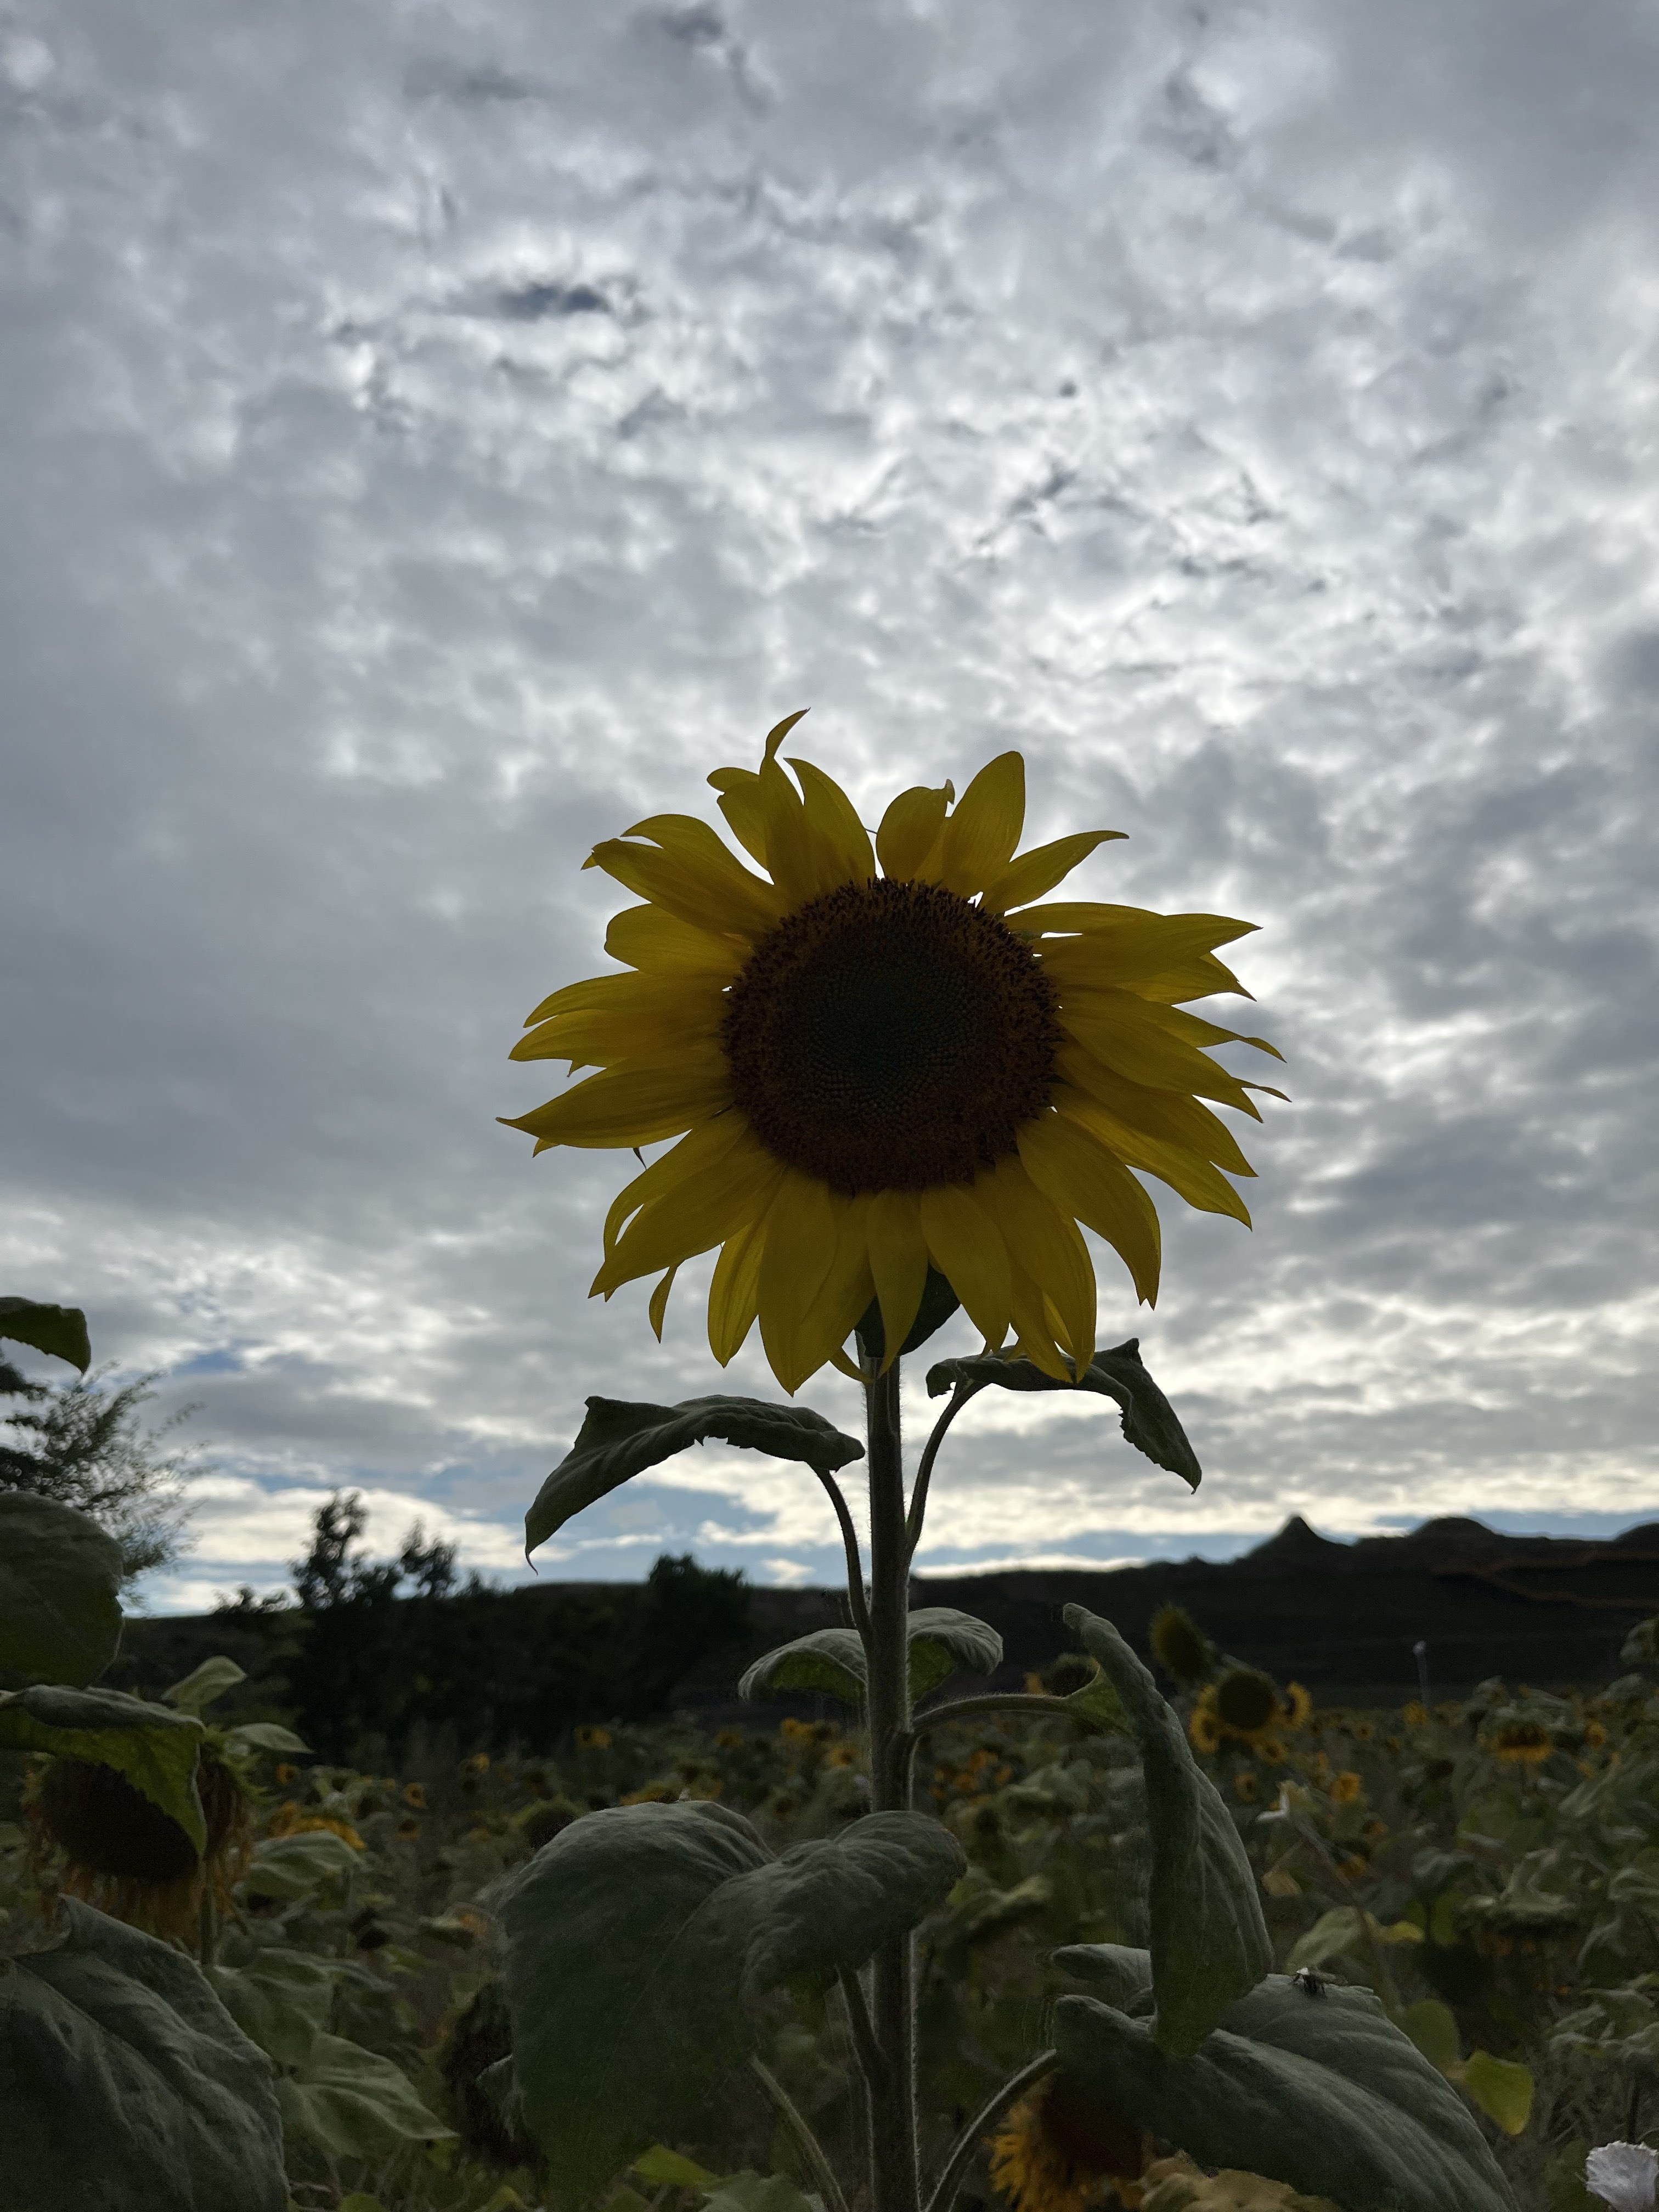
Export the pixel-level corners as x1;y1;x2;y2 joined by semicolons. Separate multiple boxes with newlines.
3;0;1657;1612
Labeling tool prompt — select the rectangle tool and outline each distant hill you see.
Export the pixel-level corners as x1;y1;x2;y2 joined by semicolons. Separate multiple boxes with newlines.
730;1514;1659;1709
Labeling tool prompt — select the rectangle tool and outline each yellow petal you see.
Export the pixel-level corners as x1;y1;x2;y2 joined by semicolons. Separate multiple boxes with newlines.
707;768;772;870
1057;1087;1252;1225
502;1056;730;1149
648;1265;679;1341
522;970;721;1029
866;1189;930;1374
605;904;748;978
754;755;846;907
1126;951;1250;1005
763;709;810;760
936;752;1025;896
586;824;782;941
592;1126;783;1294
975;1158;1097;1370
1056;1044;1260;1164
758;1173;840;1393
981;831;1126;915
1037;915;1258;994
1006;1257;1073;1380
789;1194;876;1387
1022;904;1257;952
918;1183;1013;1347
790;757;875;885
512;1000;721;1068
876;784;952;879
603;1111;753;1255
708;1215;765;1365
1058;995;1263;1112
1017;1111;1161;1305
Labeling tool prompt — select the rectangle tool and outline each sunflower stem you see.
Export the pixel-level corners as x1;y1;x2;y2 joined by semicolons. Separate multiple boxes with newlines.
904;1380;972;1564
865;1355;920;2212
921;2049;1058;2212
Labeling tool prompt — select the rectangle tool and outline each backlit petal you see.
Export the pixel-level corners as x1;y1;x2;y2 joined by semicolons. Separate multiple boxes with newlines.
591;1125;783;1294
876;784;952;879
1057;1087;1252;1224
791;757;875;885
586;823;783;940
648;1265;679;1341
866;1188;930;1374
708;1215;766;1365
790;1194;876;1386
502;1056;730;1149
1057;1042;1262;1155
1017;1110;1161;1306
706;767;773;868
981;831;1126;915
603;1111;753;1255
758;1172;840;1393
936;752;1025;896
918;1183;1013;1347
604;906;748;978
977;1157;1097;1370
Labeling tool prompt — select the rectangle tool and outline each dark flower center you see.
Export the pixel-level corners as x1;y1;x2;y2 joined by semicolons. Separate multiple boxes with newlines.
721;877;1061;1194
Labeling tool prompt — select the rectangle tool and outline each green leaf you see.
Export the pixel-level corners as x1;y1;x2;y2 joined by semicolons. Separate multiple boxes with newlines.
1065;1605;1269;2054
1054;1976;1517;2212
527;1396;864;1559
1457;2050;1534;2137
208;1946;340;2068
2;1895;286;2211
907;1606;1003;1698
704;2179;821;2212
0;1295;91;1372
1288;1908;1426;1973
275;2030;457;2162
243;1829;362;1898
925;1340;1200;1488
1400;1997;1461;2074
1062;1667;1131;1737
738;1607;1003;1706
163;1655;247;1713
499;1797;965;2205
0;1491;125;1690
0;1683;206;1854
855;1266;961;1361
739;1626;867;1706
224;1720;312;1757
1053;1940;1155;2013
632;2147;723;2190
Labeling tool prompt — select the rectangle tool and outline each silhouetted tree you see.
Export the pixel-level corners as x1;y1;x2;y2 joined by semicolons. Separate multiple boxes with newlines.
0;1359;199;1585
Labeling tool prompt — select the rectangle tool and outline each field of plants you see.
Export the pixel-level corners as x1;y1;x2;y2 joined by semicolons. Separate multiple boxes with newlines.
9;1604;1659;2212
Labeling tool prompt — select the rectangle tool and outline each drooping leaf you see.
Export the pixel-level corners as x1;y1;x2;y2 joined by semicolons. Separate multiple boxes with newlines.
499;1797;965;2205
242;1828;362;1899
1054;1976;1516;2212
0;1295;91;1372
1065;1605;1269;2053
0;1683;206;1854
738;1607;1004;1706
209;1946;340;2067
0;1491;125;1690
1287;1908;1426;1972
907;1606;1003;1698
1054;1940;1155;2013
163;1655;247;1713
2;1895;286;2211
739;1627;867;1706
926;1340;1200;1488
224;1720;312;1757
275;2030;456;2161
527;1396;864;1559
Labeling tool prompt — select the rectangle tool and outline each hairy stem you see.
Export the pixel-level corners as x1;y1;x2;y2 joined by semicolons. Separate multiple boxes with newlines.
921;2050;1059;2212
904;1382;973;1564
838;1964;888;2092
865;1357;919;2212
814;1464;872;1644
750;2057;851;2212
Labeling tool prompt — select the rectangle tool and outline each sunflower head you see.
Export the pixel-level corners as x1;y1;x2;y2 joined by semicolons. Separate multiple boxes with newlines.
1280;1682;1313;1732
1487;1719;1554;1766
1329;1770;1363;1805
1214;1667;1282;1742
28;1746;252;1944
990;2072;1146;2212
1148;1605;1214;1689
505;717;1279;1391
1188;1699;1223;1757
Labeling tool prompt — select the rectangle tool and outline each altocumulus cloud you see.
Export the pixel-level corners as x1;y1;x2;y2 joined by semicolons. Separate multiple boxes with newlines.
1;0;1656;1610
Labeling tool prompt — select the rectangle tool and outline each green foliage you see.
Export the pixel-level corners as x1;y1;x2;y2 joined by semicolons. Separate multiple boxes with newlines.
0;1681;207;1853
1054;1975;1515;2212
0;1363;200;1582
495;1797;964;2205
1065;1603;1271;2053
1;1895;287;2212
738;1606;1003;1706
925;1339;1201;1488
0;1488;124;1689
525;1395;864;1559
0;1295;90;1371
276;2030;457;2162
164;1652;249;1712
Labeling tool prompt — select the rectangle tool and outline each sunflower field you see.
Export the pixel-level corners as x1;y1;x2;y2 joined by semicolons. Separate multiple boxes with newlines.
7;1600;1658;2212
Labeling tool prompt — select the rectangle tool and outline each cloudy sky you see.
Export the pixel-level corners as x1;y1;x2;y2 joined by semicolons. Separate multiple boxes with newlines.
3;0;1657;1613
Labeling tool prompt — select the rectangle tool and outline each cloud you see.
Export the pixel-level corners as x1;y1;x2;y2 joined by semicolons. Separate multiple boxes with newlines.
2;0;1655;1611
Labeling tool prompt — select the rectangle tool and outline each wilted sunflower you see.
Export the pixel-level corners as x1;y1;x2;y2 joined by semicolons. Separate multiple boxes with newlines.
1148;1604;1214;1689
990;2072;1146;2212
1212;1667;1283;1746
27;1746;252;1945
503;716;1280;1391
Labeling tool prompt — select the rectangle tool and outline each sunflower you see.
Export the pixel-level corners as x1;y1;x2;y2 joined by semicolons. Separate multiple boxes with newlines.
990;2073;1146;2212
1280;1683;1313;1732
1212;1667;1283;1746
1188;1701;1223;1756
503;717;1279;1391
27;1747;252;1946
1149;1604;1214;1689
1488;1720;1554;1766
1329;1770;1363;1805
